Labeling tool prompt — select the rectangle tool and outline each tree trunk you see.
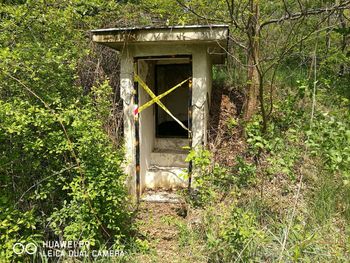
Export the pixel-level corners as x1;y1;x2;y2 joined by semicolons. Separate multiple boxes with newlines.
339;10;348;76
243;0;260;121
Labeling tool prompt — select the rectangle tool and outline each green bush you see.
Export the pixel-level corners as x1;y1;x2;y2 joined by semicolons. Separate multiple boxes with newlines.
0;208;39;261
185;148;237;206
204;201;263;262
0;83;132;260
185;149;262;261
306;110;350;186
0;1;135;260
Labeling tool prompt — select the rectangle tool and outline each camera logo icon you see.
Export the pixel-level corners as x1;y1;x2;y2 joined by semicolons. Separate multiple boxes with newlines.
13;242;37;255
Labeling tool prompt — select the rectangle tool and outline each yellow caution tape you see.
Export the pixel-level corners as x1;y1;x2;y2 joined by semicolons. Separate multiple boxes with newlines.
134;73;190;132
138;77;190;114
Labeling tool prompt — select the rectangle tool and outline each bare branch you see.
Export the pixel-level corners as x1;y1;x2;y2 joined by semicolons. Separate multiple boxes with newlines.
239;1;251;29
225;0;233;21
261;1;350;28
260;12;334;79
297;0;304;13
175;0;229;24
282;0;291;17
229;35;247;50
224;0;241;29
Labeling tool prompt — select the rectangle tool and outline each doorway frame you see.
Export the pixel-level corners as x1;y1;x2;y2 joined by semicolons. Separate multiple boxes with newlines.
133;55;193;199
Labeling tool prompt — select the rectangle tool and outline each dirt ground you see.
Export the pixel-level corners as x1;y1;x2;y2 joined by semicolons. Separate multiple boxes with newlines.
133;200;206;263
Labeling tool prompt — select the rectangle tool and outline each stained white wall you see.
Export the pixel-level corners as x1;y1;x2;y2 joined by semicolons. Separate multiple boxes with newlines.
138;60;155;192
191;45;209;148
119;47;136;198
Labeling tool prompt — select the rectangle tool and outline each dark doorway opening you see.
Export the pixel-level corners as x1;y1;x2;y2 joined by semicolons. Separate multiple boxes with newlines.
155;63;192;138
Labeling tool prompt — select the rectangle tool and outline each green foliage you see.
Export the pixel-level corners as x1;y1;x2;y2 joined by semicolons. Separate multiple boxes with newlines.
319;46;350;99
234;156;256;186
245;116;271;154
0;208;39;261
183;148;262;261
138;0;190;25
161;215;198;248
185;148;236;206
204;201;263;262
0;1;134;260
0;83;133;259
226;117;238;135
212;66;231;87
311;175;340;223
257;215;349;262
237;58;350;259
306;109;350;186
185;147;257;207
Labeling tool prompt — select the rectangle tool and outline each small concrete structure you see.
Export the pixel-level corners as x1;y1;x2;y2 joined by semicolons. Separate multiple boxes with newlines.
92;25;229;199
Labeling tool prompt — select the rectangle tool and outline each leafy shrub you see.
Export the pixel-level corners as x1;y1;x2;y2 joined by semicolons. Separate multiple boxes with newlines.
184;148;262;261
306;111;350;187
234;156;256;186
0;1;135;260
0;83;132;260
245;115;270;154
0;208;40;261
185;148;236;206
204;201;263;262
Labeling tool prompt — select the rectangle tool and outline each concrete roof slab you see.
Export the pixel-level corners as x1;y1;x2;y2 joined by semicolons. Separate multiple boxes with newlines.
91;25;229;62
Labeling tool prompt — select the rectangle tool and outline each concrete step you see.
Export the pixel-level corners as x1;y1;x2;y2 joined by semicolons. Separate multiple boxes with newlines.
154;138;189;151
150;150;188;168
140;190;184;203
144;166;188;189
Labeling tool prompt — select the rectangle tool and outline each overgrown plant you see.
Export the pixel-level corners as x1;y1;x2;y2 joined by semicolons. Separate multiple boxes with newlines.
0;1;135;260
204;200;263;262
185;148;236;206
0;82;133;260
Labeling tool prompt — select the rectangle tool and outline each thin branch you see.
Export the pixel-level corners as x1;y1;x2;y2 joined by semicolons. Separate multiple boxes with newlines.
16;165;77;206
261;14;334;76
225;0;233;22
297;0;304;13
224;0;241;29
261;1;350;28
267;65;278;118
282;0;291;18
175;0;229;24
229;35;248;50
311;45;318;125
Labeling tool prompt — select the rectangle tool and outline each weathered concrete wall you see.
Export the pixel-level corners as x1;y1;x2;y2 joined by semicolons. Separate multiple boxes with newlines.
138;60;155;191
92;27;228;50
119;47;137;198
192;45;209;148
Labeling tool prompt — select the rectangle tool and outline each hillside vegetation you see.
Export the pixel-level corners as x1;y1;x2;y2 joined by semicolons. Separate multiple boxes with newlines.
0;0;349;262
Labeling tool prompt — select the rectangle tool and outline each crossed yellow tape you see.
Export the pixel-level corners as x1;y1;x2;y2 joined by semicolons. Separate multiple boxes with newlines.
134;73;190;132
